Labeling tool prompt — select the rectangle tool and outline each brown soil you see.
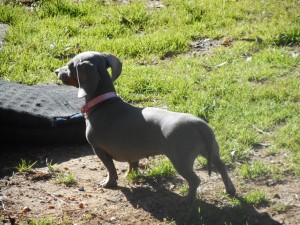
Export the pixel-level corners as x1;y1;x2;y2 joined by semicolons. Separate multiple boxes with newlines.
1;143;299;225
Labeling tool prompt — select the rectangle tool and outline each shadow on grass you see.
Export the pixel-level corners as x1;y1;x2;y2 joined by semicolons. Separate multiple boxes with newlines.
120;181;281;225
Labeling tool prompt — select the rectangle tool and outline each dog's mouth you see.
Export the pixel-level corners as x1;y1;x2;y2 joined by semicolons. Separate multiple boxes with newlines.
55;71;67;82
57;74;79;88
55;67;77;87
56;72;63;80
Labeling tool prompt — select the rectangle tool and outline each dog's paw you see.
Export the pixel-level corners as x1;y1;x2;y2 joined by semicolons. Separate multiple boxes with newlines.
180;193;196;205
225;186;236;196
100;178;118;188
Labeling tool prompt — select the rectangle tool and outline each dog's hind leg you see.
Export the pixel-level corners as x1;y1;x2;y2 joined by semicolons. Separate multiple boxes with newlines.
211;142;236;195
169;155;200;202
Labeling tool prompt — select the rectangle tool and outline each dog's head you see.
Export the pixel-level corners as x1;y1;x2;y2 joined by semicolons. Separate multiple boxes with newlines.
55;51;122;98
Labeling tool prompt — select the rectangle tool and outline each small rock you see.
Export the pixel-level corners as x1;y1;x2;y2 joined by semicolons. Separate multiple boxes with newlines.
292;51;299;58
105;197;118;203
110;216;116;222
169;184;175;190
89;167;98;171
68;197;76;201
138;162;147;170
78;202;84;209
121;166;127;173
273;193;280;199
78;186;85;191
293;194;299;200
21;206;31;213
256;36;263;44
0;195;7;202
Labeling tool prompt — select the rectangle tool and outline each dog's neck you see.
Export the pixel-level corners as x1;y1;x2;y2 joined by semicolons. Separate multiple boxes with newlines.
81;92;118;115
84;77;116;102
82;80;117;115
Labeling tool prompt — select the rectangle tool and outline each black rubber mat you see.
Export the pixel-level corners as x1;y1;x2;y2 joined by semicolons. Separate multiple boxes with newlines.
0;80;86;144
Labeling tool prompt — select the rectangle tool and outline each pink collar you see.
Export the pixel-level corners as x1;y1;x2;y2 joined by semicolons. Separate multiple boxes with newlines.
81;92;118;115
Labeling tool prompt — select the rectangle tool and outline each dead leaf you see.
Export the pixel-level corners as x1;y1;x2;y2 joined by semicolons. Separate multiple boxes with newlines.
221;38;232;46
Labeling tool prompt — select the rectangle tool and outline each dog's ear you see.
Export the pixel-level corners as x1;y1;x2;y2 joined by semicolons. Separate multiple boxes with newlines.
76;61;100;98
102;53;122;82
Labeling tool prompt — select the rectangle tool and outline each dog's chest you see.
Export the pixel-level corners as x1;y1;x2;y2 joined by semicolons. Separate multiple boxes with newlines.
84;117;108;144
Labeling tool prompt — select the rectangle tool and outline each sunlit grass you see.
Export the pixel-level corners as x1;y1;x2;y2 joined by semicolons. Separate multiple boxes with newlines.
16;159;37;173
244;189;269;207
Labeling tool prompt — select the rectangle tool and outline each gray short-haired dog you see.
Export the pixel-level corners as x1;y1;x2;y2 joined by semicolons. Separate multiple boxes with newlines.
55;51;236;201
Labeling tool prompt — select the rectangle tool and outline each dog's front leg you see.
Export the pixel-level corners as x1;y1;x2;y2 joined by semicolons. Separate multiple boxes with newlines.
93;148;118;188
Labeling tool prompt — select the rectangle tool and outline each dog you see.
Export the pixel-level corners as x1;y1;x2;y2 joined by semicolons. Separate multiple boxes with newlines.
55;51;236;201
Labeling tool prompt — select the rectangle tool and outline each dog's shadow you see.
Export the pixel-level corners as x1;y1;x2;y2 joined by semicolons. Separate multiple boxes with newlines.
119;180;281;225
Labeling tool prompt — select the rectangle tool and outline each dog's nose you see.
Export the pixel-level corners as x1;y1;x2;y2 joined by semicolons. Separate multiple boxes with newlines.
55;69;59;76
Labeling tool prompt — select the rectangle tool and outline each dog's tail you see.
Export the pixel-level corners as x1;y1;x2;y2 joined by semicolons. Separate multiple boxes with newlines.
197;120;214;176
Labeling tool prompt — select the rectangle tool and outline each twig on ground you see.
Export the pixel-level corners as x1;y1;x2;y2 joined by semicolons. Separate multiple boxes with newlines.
39;187;68;205
253;125;271;135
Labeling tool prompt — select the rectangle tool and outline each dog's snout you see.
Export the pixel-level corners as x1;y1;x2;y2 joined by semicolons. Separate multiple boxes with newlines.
55;67;70;81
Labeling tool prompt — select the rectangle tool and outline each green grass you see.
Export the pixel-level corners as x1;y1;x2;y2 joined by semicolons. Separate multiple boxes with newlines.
238;160;286;182
272;202;287;214
46;159;60;174
1;0;299;183
239;160;271;179
55;171;77;186
23;216;72;225
196;157;207;168
25;218;55;225
127;158;176;181
146;158;176;179
16;159;37;172
126;169;144;183
244;189;269;207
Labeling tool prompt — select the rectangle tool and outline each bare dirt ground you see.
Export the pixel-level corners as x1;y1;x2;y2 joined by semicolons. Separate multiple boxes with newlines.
1;143;299;225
